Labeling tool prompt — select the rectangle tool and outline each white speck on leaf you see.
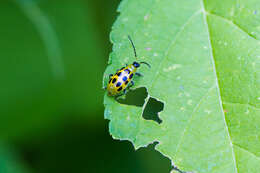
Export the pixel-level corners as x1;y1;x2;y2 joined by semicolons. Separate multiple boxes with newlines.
122;17;128;22
238;4;245;11
146;47;152;51
144;14;149;21
204;109;211;114
163;64;182;72
185;93;190;97
153;52;158;56
230;7;235;16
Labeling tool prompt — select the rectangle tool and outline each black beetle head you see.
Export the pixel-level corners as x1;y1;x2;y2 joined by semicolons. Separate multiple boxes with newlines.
133;61;140;68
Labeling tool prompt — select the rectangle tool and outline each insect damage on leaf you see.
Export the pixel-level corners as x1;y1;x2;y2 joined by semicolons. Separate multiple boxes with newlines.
142;97;164;124
117;87;164;124
116;87;147;106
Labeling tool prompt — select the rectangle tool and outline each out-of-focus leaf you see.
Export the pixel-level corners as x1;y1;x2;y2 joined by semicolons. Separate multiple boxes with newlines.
38;0;105;114
0;143;30;173
0;0;104;140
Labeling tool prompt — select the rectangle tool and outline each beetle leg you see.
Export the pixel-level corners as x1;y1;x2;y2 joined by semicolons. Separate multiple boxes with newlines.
115;92;125;99
124;81;134;91
130;81;135;87
135;72;143;77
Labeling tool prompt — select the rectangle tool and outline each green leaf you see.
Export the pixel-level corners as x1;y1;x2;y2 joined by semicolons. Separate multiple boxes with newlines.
0;0;104;140
103;0;260;172
0;143;30;173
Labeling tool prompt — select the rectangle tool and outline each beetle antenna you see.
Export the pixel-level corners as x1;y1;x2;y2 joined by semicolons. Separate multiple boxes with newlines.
128;35;137;58
140;61;151;68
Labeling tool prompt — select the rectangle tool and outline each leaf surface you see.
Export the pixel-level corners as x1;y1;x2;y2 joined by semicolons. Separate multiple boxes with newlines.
103;0;260;172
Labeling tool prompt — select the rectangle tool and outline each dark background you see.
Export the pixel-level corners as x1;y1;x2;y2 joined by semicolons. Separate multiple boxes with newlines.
0;0;171;172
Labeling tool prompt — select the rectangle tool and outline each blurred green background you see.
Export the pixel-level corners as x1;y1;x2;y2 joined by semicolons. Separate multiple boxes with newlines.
0;0;171;172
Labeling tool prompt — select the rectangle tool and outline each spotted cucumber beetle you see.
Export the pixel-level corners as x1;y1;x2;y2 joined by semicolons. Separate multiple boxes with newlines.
107;35;151;96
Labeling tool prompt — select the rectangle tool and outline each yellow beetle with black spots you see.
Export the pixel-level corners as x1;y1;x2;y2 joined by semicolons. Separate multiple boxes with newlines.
107;35;151;96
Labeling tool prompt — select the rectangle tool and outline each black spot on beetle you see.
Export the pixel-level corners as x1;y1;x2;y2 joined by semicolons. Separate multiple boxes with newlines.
117;72;121;76
129;73;133;79
125;80;129;85
116;82;121;87
109;78;112;83
112;78;116;83
117;87;123;91
124;69;130;74
120;67;125;70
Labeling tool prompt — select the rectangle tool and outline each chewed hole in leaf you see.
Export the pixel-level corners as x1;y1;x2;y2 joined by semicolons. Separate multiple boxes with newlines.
142;97;163;124
137;141;172;172
116;87;164;124
117;87;147;107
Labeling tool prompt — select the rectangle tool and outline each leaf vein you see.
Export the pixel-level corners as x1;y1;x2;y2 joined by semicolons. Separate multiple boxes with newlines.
201;0;238;172
149;9;202;90
207;12;258;41
175;84;216;155
223;101;260;111
234;143;260;160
